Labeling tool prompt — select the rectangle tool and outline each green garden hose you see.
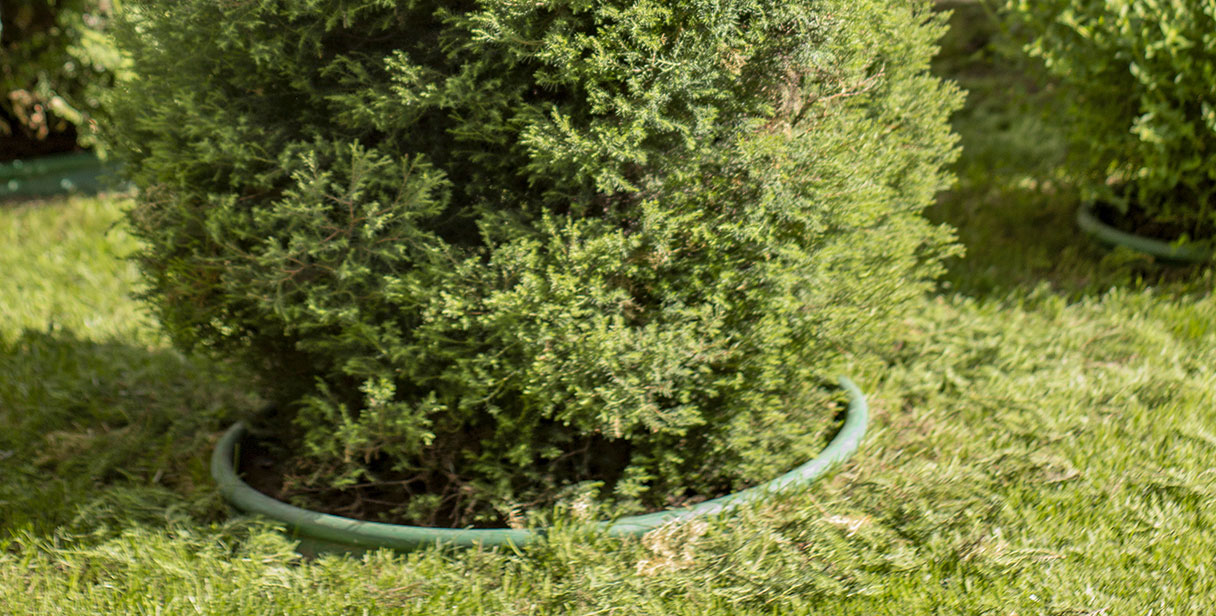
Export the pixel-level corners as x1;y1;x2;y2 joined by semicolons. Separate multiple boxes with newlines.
211;376;869;554
1077;202;1213;263
0;152;119;200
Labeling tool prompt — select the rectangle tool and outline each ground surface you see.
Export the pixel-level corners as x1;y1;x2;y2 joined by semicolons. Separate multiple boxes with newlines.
1;4;1214;614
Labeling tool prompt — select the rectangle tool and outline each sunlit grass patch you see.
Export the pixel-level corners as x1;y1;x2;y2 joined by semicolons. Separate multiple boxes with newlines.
0;195;154;345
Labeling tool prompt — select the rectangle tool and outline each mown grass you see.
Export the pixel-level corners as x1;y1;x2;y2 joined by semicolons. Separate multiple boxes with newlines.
0;196;260;538
2;4;1214;614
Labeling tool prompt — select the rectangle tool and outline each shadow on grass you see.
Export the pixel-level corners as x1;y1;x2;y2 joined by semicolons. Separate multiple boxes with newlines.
929;185;1214;301
0;328;260;537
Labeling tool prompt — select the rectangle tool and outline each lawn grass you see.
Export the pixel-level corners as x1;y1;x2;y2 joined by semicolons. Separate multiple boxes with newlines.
0;195;261;538
1;4;1214;614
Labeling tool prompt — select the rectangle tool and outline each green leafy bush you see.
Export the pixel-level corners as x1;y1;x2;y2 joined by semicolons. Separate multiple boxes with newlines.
0;0;124;152
107;0;960;524
1006;0;1216;237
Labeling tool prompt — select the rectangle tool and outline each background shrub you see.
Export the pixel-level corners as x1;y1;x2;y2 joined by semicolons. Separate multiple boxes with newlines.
1005;0;1216;237
0;0;123;156
107;0;960;525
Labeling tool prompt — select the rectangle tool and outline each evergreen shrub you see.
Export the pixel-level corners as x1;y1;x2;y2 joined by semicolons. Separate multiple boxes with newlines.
1006;0;1216;237
107;0;961;525
1;0;123;153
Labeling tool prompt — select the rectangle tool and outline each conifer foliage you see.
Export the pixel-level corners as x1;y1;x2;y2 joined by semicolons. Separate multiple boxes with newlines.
107;0;961;524
1007;0;1216;236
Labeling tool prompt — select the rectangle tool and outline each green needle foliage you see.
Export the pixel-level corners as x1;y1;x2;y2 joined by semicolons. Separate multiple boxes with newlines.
105;0;961;524
1005;0;1216;238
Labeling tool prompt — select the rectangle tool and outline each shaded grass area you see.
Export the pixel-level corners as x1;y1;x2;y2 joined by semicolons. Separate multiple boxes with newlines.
0;197;260;537
2;7;1215;613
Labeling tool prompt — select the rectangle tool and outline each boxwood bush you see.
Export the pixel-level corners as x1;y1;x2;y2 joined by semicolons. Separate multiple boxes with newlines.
1006;0;1216;238
107;0;960;525
1;0;123;154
